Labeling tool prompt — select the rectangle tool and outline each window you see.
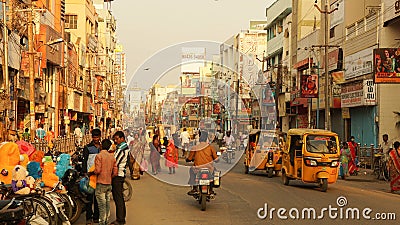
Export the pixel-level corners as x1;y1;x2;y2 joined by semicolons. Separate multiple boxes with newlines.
65;15;77;29
330;27;335;38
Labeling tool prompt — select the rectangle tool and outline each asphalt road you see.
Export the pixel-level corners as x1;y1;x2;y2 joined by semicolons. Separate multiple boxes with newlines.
75;154;400;225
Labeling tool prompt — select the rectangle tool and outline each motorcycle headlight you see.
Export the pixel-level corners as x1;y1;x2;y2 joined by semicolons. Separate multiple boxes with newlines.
331;161;339;167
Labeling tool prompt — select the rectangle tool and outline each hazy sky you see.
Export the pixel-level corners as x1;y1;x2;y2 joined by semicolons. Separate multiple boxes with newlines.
111;0;275;89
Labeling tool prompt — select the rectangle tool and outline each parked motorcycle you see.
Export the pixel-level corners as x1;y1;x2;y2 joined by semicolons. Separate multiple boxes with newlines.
0;198;33;225
190;168;221;211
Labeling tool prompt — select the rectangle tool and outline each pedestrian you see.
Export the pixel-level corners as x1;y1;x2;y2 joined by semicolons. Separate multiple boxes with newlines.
340;142;352;179
90;139;118;225
180;128;190;158
22;128;30;141
388;141;400;193
111;131;129;225
45;127;55;149
128;132;143;180
75;125;83;147
149;134;161;175
380;134;392;159
35;124;46;140
163;137;178;174
83;128;101;225
347;136;359;175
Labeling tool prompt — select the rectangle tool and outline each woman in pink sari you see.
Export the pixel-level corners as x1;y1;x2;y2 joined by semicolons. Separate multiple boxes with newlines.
164;137;178;174
388;141;400;192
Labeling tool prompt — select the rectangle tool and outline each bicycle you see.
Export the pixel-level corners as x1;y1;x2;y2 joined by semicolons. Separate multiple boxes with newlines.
373;153;390;181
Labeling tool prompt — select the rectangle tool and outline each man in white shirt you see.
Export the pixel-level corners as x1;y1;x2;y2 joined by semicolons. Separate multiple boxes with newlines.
223;130;235;147
180;128;190;157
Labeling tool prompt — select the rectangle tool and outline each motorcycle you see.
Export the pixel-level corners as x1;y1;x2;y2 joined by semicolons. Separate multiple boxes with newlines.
190;168;221;211
220;145;235;164
0;198;33;225
61;168;88;224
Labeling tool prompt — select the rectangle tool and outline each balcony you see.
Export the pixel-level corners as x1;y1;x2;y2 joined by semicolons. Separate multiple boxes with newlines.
267;32;284;56
265;0;292;29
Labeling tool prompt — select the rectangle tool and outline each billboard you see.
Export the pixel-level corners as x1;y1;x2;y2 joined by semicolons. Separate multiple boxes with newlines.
181;47;206;73
344;46;374;80
373;48;400;83
300;74;318;98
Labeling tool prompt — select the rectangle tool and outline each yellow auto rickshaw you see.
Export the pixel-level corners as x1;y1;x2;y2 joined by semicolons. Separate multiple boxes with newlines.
244;129;286;177
281;129;340;192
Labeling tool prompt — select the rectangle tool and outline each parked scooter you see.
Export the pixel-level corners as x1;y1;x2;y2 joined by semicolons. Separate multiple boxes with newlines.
189;168;221;211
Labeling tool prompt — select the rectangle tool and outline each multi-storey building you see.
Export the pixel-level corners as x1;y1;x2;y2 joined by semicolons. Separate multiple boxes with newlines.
264;0;292;132
65;0;99;133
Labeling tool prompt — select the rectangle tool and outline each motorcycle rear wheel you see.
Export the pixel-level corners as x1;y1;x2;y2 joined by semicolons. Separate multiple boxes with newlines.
200;193;207;211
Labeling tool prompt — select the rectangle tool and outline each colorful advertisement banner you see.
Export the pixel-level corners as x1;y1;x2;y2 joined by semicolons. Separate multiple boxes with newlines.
373;48;400;83
301;74;318;98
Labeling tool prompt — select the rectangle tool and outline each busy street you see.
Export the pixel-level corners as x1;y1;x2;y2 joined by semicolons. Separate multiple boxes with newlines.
75;155;399;225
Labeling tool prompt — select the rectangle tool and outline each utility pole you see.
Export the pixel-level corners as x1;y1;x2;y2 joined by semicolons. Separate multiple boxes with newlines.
2;0;9;133
276;63;282;131
28;7;35;141
314;1;338;131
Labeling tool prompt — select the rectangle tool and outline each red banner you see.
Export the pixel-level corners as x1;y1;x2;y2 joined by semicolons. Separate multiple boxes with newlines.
301;74;318;98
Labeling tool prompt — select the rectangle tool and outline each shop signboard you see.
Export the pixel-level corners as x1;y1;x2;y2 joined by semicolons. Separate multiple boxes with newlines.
341;81;363;107
341;79;376;107
373;48;400;83
344;47;374;80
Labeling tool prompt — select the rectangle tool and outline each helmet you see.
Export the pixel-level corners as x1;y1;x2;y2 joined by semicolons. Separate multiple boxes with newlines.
79;176;94;194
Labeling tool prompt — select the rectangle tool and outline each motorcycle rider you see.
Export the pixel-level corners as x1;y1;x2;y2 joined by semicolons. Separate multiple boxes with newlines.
223;130;235;148
186;130;218;195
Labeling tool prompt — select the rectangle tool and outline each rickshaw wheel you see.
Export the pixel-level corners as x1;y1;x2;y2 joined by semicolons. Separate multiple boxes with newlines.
244;165;249;174
320;179;328;192
282;170;289;185
267;168;273;178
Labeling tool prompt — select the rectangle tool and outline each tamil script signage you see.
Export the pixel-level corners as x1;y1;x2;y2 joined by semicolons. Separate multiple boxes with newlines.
344;46;374;80
341;79;376;107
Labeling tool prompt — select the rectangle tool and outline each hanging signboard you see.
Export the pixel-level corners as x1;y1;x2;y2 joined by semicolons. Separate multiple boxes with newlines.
300;74;318;98
373;48;400;83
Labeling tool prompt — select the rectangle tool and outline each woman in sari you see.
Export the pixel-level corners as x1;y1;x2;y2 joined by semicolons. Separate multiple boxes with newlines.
129;132;145;180
388;141;400;192
149;134;161;175
164;137;178;174
340;142;352;179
